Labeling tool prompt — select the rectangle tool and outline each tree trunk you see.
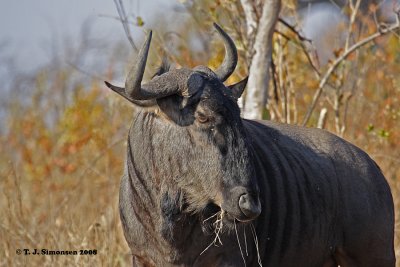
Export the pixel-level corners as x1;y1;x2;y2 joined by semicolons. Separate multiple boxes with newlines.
240;0;258;61
242;0;281;120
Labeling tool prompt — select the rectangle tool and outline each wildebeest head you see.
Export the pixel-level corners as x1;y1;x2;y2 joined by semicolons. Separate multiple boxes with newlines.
105;23;261;226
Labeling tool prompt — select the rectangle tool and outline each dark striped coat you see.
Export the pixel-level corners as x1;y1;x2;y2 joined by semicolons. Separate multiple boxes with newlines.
119;113;395;267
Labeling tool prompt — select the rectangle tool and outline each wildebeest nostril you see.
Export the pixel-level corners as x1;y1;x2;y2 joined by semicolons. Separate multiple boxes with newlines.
238;194;261;220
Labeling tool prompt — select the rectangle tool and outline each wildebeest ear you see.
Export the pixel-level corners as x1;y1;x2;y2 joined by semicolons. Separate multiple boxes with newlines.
104;81;157;107
228;76;248;99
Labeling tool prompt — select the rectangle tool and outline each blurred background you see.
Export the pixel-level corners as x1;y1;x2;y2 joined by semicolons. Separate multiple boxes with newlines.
1;0;399;266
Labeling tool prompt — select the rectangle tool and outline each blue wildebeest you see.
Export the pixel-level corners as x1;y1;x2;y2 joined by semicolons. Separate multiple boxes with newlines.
105;24;395;267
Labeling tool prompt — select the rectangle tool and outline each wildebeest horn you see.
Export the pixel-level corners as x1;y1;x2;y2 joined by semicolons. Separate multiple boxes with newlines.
124;31;155;100
213;23;238;82
104;31;158;102
106;24;237;102
124;31;195;100
104;81;157;107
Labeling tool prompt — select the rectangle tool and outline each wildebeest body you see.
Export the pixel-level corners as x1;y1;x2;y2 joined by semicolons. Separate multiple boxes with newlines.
106;24;395;267
119;113;394;266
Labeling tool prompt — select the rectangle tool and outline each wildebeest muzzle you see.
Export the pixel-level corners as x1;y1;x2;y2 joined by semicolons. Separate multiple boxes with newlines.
222;186;261;222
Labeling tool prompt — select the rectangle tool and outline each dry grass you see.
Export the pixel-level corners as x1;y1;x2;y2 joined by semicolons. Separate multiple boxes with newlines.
0;85;134;266
200;210;224;256
0;158;131;267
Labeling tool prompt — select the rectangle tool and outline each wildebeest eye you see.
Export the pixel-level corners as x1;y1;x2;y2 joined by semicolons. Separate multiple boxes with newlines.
197;113;209;123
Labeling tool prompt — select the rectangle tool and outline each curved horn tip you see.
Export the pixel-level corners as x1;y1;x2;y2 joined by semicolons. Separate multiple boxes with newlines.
212;23;223;33
145;30;153;41
140;30;153;51
212;23;238;82
104;80;125;94
104;81;113;88
213;23;230;41
124;29;154;100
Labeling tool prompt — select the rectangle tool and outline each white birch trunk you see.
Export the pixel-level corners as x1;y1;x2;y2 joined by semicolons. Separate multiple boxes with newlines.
242;0;281;120
240;0;258;59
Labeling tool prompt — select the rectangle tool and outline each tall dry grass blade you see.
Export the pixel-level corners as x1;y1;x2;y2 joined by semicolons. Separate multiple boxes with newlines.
200;211;224;255
11;164;24;221
250;223;262;267
202;211;220;224
234;219;247;267
243;226;248;256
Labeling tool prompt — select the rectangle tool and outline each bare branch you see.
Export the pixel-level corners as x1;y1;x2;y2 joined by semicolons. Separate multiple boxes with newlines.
270;54;279;103
333;91;341;135
240;1;258;38
301;20;400;126
340;92;353;136
98;14;136;25
66;61;104;81
317;108;328;129
240;0;259;60
278;18;321;78
276;34;287;123
396;7;400;25
278;18;312;42
344;0;361;51
113;0;138;52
